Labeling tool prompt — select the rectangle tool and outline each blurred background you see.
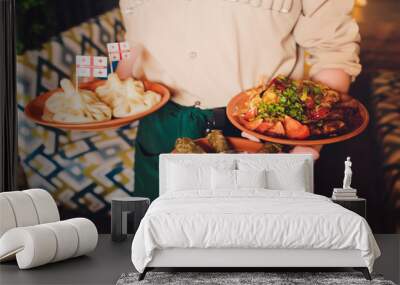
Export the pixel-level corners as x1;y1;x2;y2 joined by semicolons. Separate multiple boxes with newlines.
15;0;400;233
16;0;118;53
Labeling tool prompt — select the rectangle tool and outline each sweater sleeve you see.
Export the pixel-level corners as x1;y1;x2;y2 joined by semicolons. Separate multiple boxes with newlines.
294;0;361;79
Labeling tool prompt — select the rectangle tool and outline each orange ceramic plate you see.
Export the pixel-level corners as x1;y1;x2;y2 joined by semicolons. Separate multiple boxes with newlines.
24;80;170;131
227;92;370;146
172;137;265;153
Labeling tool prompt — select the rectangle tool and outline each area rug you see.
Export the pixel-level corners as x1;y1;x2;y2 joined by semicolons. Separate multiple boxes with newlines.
116;272;395;285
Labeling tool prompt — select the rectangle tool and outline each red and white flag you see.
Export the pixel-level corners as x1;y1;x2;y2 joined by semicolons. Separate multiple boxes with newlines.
107;42;131;62
76;55;108;78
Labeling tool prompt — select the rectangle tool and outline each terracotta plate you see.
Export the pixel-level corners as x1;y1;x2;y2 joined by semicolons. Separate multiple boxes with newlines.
172;137;265;153
24;80;170;131
227;92;370;146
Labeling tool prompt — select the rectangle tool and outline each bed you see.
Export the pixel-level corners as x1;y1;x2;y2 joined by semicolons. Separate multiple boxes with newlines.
131;154;380;280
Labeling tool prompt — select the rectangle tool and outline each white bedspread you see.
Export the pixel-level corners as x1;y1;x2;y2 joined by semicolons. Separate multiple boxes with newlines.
131;190;380;273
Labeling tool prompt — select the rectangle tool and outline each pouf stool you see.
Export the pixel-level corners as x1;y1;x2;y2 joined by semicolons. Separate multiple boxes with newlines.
0;189;98;269
0;218;97;269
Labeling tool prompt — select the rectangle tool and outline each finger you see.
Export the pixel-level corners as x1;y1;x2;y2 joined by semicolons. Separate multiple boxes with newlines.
241;132;261;142
290;146;320;161
116;47;140;80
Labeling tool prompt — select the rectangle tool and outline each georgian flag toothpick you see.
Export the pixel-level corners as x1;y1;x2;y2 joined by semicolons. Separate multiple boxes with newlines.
76;55;108;79
107;42;131;72
75;55;108;92
107;42;131;62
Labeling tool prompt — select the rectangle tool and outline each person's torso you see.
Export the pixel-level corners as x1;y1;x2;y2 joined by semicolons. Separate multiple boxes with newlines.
121;0;304;109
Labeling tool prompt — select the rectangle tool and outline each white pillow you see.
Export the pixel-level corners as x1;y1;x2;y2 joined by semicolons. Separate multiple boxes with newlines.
211;168;236;190
238;159;308;191
211;169;267;190
236;169;267;189
266;164;307;191
168;163;209;191
167;161;236;191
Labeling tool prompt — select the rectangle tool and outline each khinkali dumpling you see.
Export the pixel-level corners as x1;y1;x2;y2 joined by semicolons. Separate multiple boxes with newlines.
43;79;112;123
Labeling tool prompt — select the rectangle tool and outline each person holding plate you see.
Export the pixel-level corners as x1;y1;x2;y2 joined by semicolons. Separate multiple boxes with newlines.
117;0;361;201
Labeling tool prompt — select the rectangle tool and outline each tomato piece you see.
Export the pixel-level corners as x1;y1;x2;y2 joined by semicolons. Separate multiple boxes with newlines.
310;107;329;120
269;78;276;85
284;116;310;140
268;77;286;91
267;78;276;89
243;108;257;121
274;81;286;91
239;117;263;131
266;121;286;137
256;121;275;133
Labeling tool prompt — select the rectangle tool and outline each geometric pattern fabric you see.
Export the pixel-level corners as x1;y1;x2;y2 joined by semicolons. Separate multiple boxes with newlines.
17;9;135;217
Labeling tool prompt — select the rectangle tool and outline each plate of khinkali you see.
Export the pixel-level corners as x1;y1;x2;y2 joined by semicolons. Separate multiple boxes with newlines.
25;74;170;131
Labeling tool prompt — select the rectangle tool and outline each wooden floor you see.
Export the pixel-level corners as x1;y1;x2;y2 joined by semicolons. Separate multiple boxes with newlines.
0;235;399;285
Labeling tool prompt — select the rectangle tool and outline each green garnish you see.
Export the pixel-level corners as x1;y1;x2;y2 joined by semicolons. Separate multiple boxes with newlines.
255;76;329;123
258;86;306;122
313;86;321;95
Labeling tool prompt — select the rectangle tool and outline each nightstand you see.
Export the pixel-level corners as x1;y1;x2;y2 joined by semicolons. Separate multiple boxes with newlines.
331;198;366;218
111;197;150;242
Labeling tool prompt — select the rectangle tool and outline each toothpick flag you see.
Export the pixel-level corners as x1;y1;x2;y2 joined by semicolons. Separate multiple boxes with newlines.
76;55;108;79
107;42;131;62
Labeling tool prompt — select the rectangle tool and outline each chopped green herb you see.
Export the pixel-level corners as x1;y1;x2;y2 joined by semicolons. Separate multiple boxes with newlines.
256;76;328;123
313;87;321;95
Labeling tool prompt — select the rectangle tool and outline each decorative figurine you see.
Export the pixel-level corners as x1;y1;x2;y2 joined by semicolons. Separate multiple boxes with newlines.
332;156;358;199
343;157;353;189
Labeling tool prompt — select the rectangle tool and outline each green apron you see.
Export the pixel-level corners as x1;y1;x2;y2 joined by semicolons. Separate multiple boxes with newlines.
133;101;213;201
